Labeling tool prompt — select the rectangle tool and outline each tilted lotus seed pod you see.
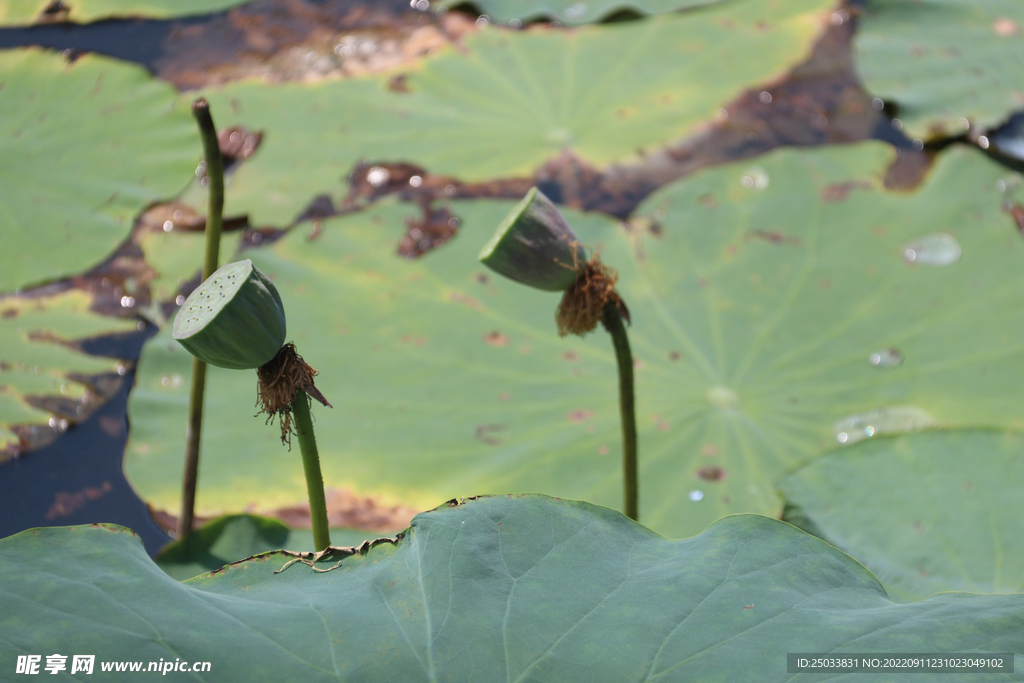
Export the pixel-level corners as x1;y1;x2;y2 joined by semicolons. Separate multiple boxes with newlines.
173;259;286;370
478;187;588;291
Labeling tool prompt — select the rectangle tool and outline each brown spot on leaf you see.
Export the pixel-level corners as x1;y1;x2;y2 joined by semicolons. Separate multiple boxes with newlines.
669;351;681;361
448;292;482;311
701;444;719;456
273;489;416;531
567;409;594;423
884;149;932;190
39;0;69;21
697;466;726;482
474;424;506;446
387;73;410;92
499;392;510;401
597;445;610;455
561;351;579;362
217;125;262;162
820;180;871;202
474;273;489;285
746;229;801;246
398;204;459;258
1004;202;1024;234
484;331;508;347
1;309;16;319
399;334;426;346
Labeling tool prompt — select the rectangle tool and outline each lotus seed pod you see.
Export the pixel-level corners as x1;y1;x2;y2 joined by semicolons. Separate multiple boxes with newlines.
172;259;286;370
478;187;588;292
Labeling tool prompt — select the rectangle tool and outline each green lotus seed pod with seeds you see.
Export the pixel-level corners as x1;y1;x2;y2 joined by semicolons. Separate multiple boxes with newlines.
479;187;588;292
173;259;286;370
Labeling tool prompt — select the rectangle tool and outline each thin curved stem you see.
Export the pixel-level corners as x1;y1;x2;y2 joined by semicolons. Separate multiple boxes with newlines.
601;300;638;521
293;389;331;551
178;97;225;540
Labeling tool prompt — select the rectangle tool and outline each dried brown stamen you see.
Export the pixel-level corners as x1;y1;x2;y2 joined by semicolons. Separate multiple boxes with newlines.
556;256;626;337
256;342;332;446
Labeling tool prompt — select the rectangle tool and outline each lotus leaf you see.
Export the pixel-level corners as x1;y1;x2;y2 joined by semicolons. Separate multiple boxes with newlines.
0;289;137;457
2;496;1021;681
198;0;835;226
125;142;1024;541
0;49;197;292
856;0;1024;140
0;0;250;25
779;430;1024;603
436;0;720;26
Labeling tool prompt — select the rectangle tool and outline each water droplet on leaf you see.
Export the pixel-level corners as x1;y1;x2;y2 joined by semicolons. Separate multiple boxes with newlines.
740;167;769;190
902;233;961;266
869;348;903;368
833;405;938;445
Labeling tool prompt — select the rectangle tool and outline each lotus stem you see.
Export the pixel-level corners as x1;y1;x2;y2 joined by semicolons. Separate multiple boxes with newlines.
601;300;638;521
179;357;206;538
178;97;225;539
292;389;331;551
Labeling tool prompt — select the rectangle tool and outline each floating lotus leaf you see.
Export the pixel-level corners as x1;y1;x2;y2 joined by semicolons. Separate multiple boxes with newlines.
126;142;1024;540
2;496;1021;681
856;0;1024;140
779;430;1024;603
0;49;197;292
198;0;835;226
436;0;720;26
0;0;251;25
0;289;137;458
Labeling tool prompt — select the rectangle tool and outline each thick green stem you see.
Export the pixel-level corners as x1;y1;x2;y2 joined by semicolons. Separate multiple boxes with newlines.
193;97;225;281
601;300;638;521
178;98;224;540
293;389;331;551
178;356;206;537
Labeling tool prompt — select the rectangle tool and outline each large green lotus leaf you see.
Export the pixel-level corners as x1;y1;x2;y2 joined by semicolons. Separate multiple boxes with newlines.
126;142;1024;541
0;0;250;25
198;0;834;227
437;0;720;26
856;0;1024;140
0;49;197;292
0;289;137;456
2;497;1021;681
155;514;384;581
779;430;1024;603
